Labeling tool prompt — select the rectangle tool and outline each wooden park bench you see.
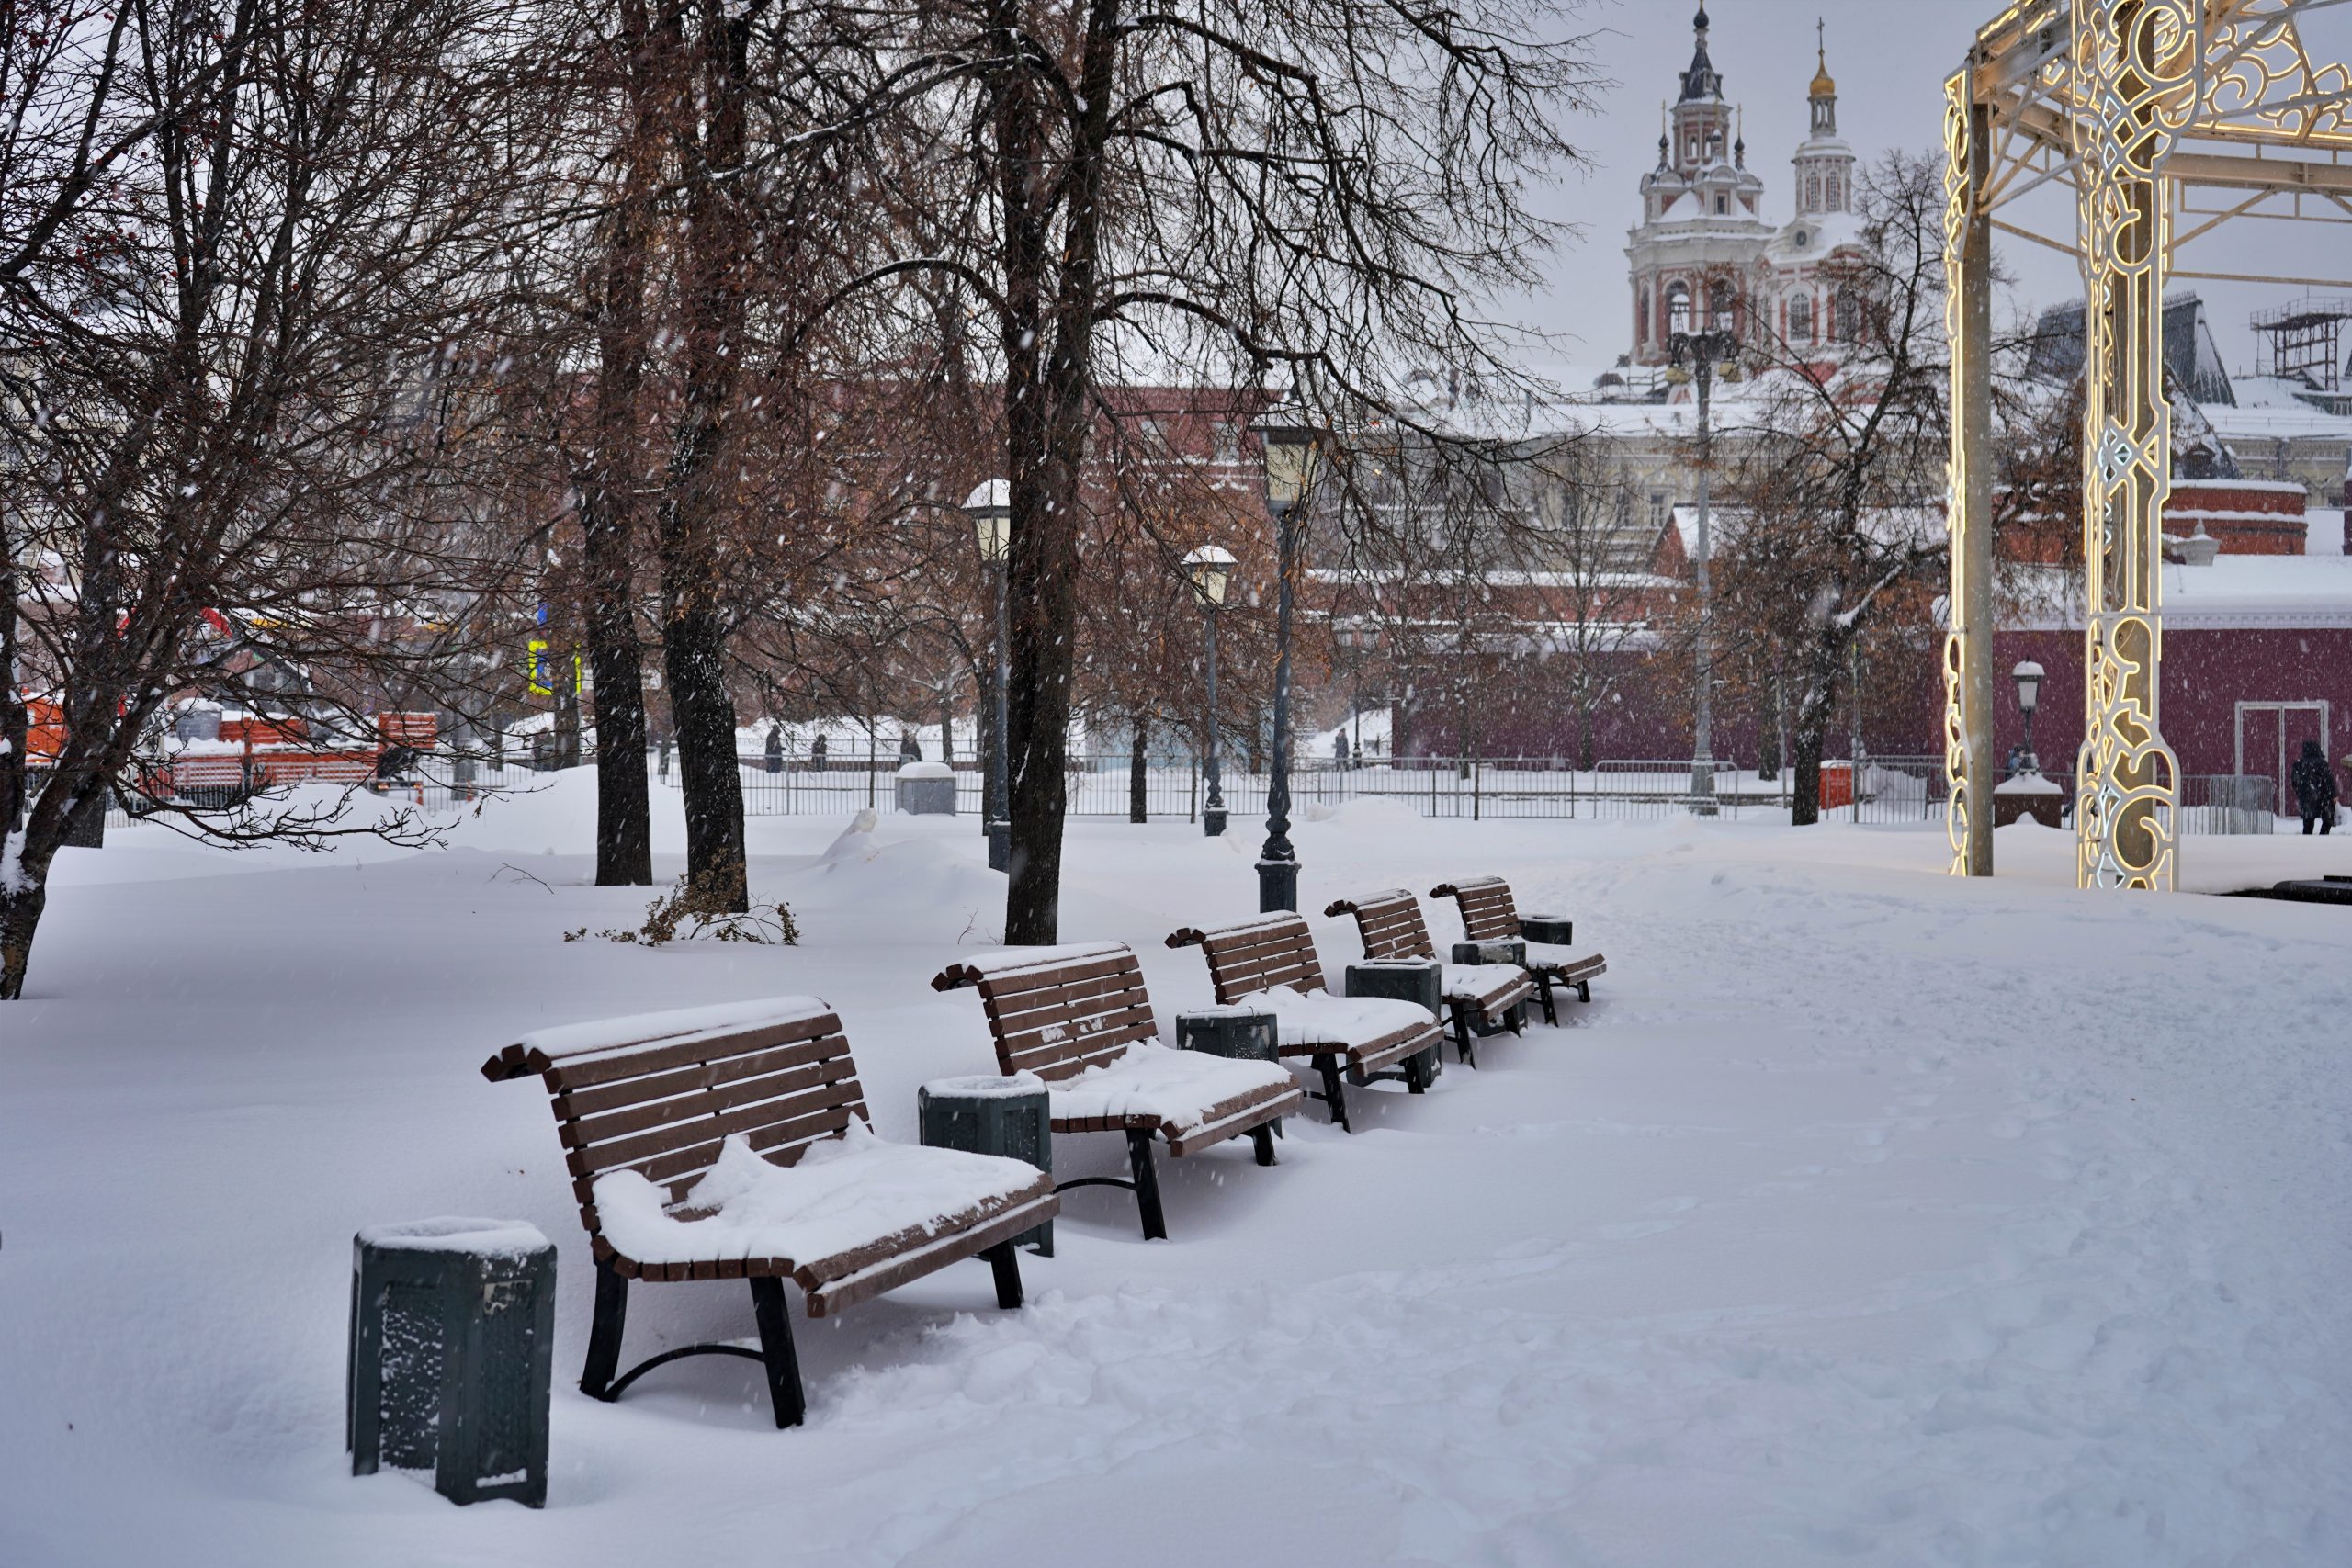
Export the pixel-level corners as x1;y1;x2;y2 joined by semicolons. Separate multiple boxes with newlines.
1165;913;1444;1132
930;942;1304;1240
1323;889;1536;1068
481;997;1057;1428
1429;876;1608;1026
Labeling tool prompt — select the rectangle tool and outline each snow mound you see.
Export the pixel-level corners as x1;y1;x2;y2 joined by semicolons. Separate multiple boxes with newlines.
820;808;882;863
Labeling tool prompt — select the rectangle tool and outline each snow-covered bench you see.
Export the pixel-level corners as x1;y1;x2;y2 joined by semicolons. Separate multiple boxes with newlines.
1429;876;1608;1025
480;997;1057;1428
929;942;1304;1240
1323;889;1536;1067
1164;913;1443;1132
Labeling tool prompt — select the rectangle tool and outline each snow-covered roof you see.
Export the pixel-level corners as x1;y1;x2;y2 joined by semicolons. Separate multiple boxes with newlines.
2010;553;2352;630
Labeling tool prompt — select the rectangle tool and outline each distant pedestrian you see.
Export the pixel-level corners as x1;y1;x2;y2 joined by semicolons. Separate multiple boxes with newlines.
763;727;784;774
1333;732;1349;767
2291;738;2337;835
808;733;828;772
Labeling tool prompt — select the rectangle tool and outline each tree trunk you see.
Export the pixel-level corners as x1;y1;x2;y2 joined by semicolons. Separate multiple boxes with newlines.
1790;638;1843;827
1791;723;1824;828
1130;714;1148;823
653;1;751;911
0;878;46;1002
995;0;1118;946
580;6;657;887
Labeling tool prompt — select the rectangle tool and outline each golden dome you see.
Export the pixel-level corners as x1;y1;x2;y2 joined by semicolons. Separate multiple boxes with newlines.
1811;22;1836;98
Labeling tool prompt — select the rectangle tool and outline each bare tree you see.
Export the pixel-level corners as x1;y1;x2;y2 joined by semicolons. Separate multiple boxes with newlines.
820;0;1599;942
0;0;548;998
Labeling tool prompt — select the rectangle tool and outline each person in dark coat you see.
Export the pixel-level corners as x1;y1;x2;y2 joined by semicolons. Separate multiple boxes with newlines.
2291;738;2338;835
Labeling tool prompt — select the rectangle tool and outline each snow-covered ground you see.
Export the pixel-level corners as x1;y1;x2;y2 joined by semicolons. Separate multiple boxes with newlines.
5;777;2349;1565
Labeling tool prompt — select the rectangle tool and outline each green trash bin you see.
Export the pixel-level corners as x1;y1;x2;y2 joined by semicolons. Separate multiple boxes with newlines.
920;1074;1053;1256
348;1218;555;1508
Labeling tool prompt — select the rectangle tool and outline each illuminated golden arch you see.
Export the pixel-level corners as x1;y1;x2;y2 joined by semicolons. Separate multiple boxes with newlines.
1944;0;2352;889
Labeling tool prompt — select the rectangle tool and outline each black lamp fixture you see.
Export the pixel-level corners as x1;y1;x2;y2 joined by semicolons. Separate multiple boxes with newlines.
965;479;1012;872
1250;408;1328;912
1182;544;1236;837
2012;659;2044;774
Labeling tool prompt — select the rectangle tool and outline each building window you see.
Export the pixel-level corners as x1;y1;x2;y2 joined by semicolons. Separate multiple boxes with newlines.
1667;282;1691;335
1649;492;1668;529
1636;286;1651;343
1788;293;1814;344
1714;192;1726;214
1833;288;1861;344
1826;174;1842;210
1708;281;1735;333
1805;173;1819;210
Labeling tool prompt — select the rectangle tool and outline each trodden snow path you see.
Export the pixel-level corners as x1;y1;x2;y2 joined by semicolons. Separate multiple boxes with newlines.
2;784;2348;1565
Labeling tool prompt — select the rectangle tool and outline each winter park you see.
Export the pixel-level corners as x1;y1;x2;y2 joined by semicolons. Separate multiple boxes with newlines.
5;2;2352;1564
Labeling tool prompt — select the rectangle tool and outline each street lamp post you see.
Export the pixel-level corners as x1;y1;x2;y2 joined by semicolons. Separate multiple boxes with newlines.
966;480;1012;873
1668;321;1739;817
1182;545;1235;838
2012;660;2045;775
1253;412;1326;913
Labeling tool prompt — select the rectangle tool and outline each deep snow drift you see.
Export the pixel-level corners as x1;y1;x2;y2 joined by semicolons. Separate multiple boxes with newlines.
3;780;2348;1565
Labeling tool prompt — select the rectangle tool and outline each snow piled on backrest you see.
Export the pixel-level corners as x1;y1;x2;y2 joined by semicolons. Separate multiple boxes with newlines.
960;942;1130;978
515;996;832;1063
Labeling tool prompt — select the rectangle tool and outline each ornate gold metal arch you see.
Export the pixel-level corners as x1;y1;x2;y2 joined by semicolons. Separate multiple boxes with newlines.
1943;0;2352;888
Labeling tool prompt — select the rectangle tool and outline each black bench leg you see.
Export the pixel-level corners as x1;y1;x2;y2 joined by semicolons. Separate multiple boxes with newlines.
1450;1002;1478;1068
1126;1129;1169;1241
1250;1124;1277;1167
1317;1055;1351;1130
985;1241;1024;1309
1404;1049;1428;1093
1578;980;1592;1005
747;1277;806;1429
581;1257;629;1401
1533;973;1557;1027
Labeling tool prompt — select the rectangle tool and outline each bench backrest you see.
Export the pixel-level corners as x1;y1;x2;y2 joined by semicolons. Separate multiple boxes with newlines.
931;942;1157;1082
1323;889;1438;961
1166;913;1329;1004
1429;877;1522;942
482;998;866;1240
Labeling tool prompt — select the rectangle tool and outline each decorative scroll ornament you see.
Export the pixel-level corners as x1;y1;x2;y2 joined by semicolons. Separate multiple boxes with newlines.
2069;0;2188;890
1940;71;1977;877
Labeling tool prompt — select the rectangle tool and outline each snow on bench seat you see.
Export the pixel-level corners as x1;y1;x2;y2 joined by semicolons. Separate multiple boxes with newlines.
1231;985;1437;1055
594;1122;1052;1292
1041;1041;1302;1153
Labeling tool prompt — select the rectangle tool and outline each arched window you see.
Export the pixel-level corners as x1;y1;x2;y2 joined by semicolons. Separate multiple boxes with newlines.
1636;286;1651;343
1805;173;1820;210
1826;174;1842;210
1787;293;1814;344
1708;281;1736;333
1667;282;1692;335
1833;288;1862;344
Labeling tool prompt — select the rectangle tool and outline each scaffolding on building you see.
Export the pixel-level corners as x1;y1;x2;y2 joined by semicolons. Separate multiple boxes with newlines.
2252;296;2352;391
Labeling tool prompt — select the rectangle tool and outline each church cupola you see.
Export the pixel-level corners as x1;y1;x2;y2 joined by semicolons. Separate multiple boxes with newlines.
1792;20;1856;217
1679;6;1723;104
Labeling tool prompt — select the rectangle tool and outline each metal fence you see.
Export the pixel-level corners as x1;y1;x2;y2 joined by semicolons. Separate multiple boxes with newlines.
71;750;2291;837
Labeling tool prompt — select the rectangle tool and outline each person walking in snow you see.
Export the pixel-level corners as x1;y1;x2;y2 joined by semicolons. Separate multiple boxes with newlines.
2291;738;2338;835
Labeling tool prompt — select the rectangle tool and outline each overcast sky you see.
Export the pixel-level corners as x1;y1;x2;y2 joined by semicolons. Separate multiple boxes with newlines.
1510;0;2352;378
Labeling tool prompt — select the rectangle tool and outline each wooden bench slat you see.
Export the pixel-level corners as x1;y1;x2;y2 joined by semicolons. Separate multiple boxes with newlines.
551;1033;851;1121
560;1054;860;1145
525;1012;843;1092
